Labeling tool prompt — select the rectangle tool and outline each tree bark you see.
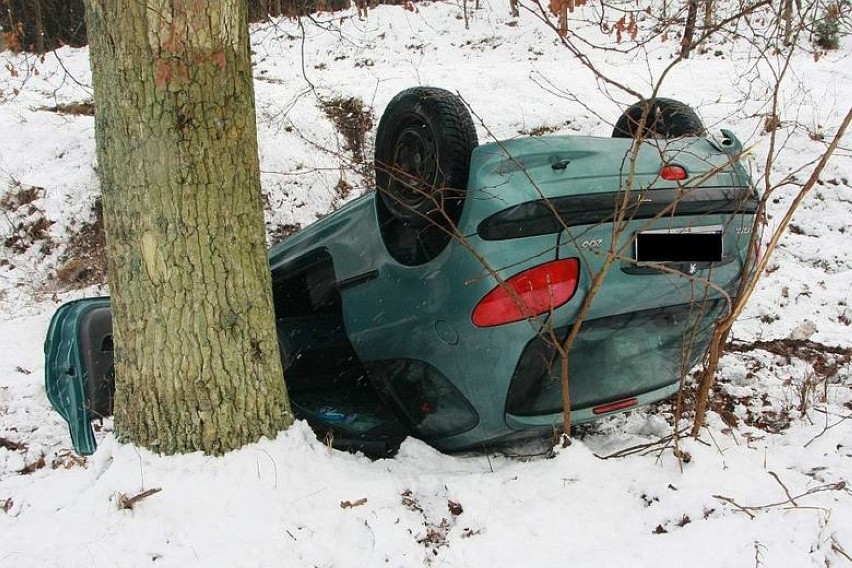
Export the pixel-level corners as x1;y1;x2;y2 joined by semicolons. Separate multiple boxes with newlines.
782;0;793;44
681;0;699;58
33;0;45;53
84;0;292;455
703;0;714;32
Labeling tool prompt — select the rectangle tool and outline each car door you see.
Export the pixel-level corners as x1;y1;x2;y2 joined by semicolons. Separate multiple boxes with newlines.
44;297;113;456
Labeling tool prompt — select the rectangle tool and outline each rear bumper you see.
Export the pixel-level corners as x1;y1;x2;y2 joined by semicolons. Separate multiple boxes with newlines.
427;299;724;452
505;381;680;430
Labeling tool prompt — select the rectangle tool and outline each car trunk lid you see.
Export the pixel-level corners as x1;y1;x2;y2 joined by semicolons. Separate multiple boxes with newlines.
463;134;750;231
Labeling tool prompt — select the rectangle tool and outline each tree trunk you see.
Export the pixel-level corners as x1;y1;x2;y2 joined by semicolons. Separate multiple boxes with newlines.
703;0;714;32
681;0;699;58
33;0;45;53
782;0;793;44
509;0;519;18
83;0;293;455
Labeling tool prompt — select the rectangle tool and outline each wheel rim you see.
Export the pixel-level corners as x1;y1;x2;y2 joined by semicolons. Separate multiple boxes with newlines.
387;118;439;214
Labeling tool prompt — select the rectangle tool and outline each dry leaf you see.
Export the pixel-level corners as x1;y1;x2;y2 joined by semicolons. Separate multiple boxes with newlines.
0;437;27;452
717;408;740;428
673;448;692;463
19;455;46;475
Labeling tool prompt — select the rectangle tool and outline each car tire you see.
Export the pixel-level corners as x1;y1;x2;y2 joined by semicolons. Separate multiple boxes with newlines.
375;87;478;229
612;98;704;139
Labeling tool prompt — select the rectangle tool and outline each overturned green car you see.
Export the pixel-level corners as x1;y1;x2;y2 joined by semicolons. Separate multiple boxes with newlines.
45;87;759;456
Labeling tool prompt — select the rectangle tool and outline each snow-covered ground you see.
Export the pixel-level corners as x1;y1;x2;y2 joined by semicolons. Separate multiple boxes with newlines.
1;1;850;566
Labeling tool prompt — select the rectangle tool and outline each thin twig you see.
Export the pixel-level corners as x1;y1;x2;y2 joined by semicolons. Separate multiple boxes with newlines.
714;481;847;518
804;412;852;448
594;428;689;460
768;471;798;506
831;538;852;563
714;494;757;519
116;487;162;510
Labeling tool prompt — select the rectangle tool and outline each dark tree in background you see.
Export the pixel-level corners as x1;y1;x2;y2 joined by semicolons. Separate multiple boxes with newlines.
3;0;358;52
1;0;87;52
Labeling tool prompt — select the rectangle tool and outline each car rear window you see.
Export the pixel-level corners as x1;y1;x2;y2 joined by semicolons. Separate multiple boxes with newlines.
477;187;758;240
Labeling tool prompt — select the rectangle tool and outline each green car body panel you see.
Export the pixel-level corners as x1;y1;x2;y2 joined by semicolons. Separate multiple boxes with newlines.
45;133;759;455
45;297;112;456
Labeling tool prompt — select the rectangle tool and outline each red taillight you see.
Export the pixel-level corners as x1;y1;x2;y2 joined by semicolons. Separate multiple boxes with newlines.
472;258;580;327
660;164;687;181
592;397;638;415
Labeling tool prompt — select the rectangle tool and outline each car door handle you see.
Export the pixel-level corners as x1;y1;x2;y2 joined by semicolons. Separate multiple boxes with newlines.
337;270;379;291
